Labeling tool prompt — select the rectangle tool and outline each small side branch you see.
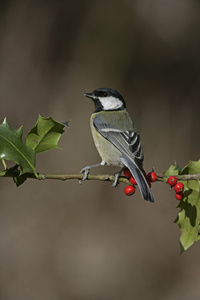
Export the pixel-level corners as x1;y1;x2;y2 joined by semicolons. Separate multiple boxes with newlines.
157;174;200;182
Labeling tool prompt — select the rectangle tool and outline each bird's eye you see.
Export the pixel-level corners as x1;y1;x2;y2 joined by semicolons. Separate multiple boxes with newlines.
102;92;108;97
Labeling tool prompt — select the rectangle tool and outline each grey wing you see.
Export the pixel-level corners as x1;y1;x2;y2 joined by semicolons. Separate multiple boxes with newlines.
93;115;154;202
93;114;143;169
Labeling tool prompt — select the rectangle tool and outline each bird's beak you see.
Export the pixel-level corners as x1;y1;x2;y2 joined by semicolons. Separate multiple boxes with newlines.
84;92;94;99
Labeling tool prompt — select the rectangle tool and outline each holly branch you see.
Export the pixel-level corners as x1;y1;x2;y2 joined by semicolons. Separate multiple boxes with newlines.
0;116;200;253
1;168;200;184
0;169;131;184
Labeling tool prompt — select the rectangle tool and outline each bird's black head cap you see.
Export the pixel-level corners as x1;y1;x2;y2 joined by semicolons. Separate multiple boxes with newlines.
84;88;126;112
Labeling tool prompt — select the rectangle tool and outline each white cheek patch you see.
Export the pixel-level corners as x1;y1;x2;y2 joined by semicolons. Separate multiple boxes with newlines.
99;96;123;110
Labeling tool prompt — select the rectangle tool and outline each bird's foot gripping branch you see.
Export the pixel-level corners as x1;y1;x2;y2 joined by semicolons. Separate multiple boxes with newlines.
0;116;200;253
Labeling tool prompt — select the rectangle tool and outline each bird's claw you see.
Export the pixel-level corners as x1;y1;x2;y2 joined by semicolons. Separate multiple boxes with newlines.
111;168;124;187
79;167;90;184
111;172;120;187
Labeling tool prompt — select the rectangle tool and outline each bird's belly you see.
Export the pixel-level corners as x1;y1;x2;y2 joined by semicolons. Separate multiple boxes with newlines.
91;130;123;167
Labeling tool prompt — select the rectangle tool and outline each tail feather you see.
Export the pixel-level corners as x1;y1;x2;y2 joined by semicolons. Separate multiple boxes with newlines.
121;156;154;202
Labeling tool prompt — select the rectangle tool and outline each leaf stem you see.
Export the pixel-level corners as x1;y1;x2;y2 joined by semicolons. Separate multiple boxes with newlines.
1;159;7;170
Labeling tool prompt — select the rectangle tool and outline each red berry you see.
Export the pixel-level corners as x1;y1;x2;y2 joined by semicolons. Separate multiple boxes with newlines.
130;176;137;185
175;192;184;200
168;176;177;186
123;168;132;178
174;182;184;193
124;185;135;196
147;172;157;182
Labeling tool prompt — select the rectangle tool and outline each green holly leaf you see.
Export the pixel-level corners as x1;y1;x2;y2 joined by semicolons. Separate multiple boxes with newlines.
181;160;200;175
0;118;36;175
175;189;200;252
163;161;181;176
13;174;27;187
25;115;69;153
174;160;200;252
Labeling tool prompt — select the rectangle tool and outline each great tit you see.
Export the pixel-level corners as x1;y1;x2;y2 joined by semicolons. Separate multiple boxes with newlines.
80;88;154;202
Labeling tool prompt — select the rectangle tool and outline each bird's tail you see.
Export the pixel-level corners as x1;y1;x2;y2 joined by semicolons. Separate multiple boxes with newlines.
121;156;154;202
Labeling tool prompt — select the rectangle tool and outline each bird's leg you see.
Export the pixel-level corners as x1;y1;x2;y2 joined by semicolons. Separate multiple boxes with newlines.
79;161;106;183
112;167;125;187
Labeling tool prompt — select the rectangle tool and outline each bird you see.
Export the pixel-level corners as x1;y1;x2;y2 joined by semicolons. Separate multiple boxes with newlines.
80;88;154;202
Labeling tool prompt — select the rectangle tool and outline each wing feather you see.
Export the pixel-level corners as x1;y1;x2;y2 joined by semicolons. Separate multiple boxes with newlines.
94;114;143;169
93;113;154;202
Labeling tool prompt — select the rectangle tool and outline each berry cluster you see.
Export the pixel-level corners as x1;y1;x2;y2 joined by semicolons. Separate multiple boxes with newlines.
167;176;184;200
124;168;157;196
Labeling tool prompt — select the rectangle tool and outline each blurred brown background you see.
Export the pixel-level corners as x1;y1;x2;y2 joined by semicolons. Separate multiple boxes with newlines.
0;0;200;299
